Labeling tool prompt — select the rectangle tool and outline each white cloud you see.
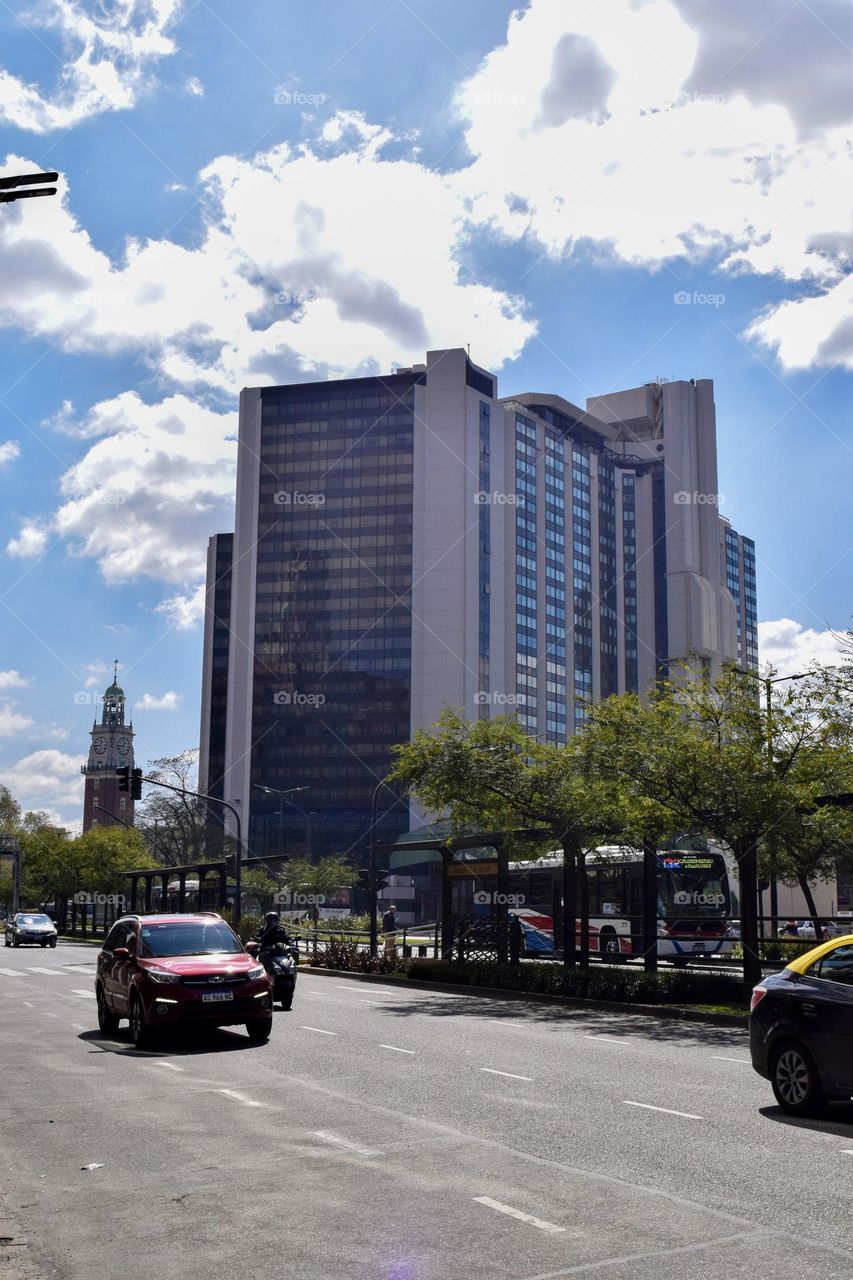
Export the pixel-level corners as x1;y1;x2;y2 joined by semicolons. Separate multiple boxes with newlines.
155;584;206;631
746;275;853;373
136;690;182;711
0;441;20;467
185;76;204;98
758;617;848;675
7;520;50;559
0;0;182;133
9;393;237;599
0;748;83;813
0;670;29;689
453;0;851;367
0;124;534;393
0;702;35;735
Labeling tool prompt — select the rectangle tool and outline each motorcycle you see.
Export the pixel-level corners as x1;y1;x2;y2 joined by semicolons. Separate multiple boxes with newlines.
259;941;298;1010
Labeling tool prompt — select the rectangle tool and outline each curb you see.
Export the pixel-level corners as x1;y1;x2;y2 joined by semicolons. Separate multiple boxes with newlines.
300;964;749;1027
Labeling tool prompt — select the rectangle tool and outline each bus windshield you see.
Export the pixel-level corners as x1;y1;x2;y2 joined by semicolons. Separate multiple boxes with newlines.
657;854;728;917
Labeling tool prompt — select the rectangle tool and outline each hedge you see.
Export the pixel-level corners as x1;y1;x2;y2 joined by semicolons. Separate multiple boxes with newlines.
405;958;750;1008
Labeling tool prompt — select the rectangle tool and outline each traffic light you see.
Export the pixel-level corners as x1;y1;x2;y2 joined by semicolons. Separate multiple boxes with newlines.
357;866;390;890
116;766;143;798
116;766;130;792
131;768;143;800
375;868;389;892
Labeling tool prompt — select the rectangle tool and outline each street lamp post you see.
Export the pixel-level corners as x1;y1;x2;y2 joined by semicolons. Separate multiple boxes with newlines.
253;785;310;858
734;667;810;935
0;171;58;205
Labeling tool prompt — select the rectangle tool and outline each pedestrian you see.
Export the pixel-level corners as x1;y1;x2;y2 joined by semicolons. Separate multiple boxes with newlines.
382;903;398;957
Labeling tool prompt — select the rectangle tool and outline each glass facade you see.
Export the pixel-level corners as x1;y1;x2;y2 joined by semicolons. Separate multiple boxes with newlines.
544;431;567;743
478;401;491;715
621;474;638;692
248;375;419;857
742;536;759;669
571;444;593;729
205;533;233;806
598;460;618;699
515;413;538;732
725;527;742;656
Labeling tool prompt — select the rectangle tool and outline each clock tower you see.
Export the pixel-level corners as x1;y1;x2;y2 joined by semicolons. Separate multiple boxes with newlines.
81;662;136;832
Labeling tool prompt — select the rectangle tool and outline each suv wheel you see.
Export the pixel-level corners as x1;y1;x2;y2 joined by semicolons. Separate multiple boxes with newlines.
129;994;152;1049
97;986;120;1036
246;1016;273;1042
771;1042;824;1116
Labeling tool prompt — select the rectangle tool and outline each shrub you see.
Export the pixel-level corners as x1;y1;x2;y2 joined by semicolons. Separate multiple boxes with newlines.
406;959;748;1009
306;934;408;974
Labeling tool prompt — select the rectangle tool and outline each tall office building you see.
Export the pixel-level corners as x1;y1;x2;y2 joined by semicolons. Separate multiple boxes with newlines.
199;349;757;856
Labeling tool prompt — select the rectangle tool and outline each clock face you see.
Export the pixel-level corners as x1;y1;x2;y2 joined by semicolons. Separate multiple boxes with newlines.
117;737;131;757
93;736;107;755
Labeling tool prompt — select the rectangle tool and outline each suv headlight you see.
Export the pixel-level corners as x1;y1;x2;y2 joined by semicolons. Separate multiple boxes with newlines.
146;968;181;984
247;965;265;980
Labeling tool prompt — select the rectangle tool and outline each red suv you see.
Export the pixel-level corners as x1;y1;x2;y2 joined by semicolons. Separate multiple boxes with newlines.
95;913;273;1046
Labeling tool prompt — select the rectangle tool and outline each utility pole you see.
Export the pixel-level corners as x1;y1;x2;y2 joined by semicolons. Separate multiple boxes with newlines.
734;667;809;936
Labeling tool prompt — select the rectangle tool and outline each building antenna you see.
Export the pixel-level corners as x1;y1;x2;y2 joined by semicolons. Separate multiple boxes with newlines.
113;657;119;683
467;343;471;356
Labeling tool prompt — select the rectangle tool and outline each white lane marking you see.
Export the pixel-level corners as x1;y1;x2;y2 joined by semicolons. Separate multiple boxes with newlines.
379;1044;416;1054
841;1149;853;1155
300;1025;337;1036
0;967;23;977
218;1088;262;1108
22;1000;34;1007
26;967;63;974
72;989;96;999
586;1034;625;1042
711;1056;750;1064
474;1196;565;1235
151;1061;184;1072
71;1022;87;1032
481;1067;533;1082
218;1086;264;1107
44;1012;59;1018
623;1101;703;1120
311;1131;381;1158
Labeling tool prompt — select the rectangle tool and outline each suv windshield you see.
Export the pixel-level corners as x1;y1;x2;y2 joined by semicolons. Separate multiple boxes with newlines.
138;920;242;958
18;914;52;926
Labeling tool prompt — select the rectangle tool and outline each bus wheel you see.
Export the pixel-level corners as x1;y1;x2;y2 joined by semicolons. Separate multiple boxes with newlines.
600;928;625;963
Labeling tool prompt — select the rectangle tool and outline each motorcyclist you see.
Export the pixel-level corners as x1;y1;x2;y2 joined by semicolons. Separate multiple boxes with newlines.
255;910;296;952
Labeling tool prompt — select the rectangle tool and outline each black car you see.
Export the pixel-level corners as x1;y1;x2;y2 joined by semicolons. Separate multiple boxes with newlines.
5;912;58;948
750;935;853;1115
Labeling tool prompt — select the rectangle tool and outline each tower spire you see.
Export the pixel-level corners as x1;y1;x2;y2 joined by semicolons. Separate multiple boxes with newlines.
114;657;119;684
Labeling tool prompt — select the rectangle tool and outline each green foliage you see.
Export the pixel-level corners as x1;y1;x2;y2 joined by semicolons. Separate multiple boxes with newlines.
407;958;748;1009
283;854;358;897
306;936;407;973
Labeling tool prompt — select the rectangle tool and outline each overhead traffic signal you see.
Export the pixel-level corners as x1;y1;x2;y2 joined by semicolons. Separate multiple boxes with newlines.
131;768;143;800
116;765;130;792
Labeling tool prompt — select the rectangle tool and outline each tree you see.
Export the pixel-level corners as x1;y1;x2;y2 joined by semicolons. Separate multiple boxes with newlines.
135;750;227;866
390;709;629;967
579;664;853;987
283;855;358;901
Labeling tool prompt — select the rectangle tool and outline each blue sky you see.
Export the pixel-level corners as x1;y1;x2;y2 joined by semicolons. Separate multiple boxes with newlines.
0;0;850;826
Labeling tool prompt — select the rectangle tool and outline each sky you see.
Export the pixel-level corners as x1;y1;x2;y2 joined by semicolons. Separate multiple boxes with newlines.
0;0;850;829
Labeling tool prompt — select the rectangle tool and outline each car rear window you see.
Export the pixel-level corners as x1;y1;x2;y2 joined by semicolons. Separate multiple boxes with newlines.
138;920;242;958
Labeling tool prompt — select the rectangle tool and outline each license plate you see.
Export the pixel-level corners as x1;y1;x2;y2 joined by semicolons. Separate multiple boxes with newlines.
202;991;233;1003
692;943;705;953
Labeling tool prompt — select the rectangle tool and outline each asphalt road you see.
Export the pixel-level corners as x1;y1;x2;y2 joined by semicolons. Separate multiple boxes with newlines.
1;940;852;1280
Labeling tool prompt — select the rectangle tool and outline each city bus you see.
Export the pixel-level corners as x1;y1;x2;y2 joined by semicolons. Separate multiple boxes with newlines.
471;844;734;964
